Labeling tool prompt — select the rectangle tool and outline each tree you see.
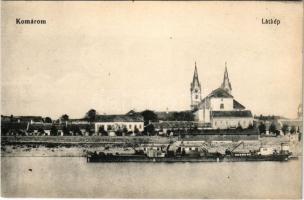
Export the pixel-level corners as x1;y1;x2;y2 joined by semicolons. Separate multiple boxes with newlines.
45;117;52;123
98;126;107;136
27;126;34;135
85;125;93;136
72;126;82;136
259;114;263;120
10;115;14;122
85;109;97;122
290;126;296;134
134;127;140;135
116;127;123;136
282;124;289;135
50;125;58;136
1;127;9;136
269;122;277;134
258;123;266;134
144;124;155;136
248;123;254;129
38;127;45;135
122;127;128;136
140;110;158;125
62;126;70;136
60;114;69;122
170;111;194;121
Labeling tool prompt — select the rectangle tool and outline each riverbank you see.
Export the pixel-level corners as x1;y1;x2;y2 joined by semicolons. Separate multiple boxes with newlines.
1;134;301;157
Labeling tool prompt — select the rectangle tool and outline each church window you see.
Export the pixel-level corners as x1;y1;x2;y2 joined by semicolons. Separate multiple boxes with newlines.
220;103;224;109
195;95;198;99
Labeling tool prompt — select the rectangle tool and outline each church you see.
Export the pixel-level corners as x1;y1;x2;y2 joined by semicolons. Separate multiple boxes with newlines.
190;62;253;129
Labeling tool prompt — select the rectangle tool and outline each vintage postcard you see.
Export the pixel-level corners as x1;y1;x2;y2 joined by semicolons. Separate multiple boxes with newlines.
1;1;303;199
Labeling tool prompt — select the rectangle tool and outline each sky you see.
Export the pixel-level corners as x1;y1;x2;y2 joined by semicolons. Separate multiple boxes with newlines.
1;1;303;119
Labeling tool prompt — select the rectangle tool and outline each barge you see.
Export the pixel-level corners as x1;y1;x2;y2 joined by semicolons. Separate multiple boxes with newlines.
86;141;292;163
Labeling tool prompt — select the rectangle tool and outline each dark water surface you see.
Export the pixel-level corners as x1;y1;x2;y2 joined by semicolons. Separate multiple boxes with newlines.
1;157;301;198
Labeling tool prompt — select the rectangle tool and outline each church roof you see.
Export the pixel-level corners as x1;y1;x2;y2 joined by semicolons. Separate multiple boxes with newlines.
211;110;253;118
233;99;245;110
197;88;232;109
208;88;233;98
197;88;247;111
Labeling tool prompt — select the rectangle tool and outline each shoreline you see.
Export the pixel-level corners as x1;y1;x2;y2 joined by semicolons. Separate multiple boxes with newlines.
2;134;301;158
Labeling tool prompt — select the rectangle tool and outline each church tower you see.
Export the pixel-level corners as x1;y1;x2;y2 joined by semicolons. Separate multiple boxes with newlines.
221;62;232;94
190;62;202;110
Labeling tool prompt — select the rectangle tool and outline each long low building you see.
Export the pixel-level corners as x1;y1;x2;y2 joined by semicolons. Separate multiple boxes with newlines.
211;110;253;129
94;114;144;133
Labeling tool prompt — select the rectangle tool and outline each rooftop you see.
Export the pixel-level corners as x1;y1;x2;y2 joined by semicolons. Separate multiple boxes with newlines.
212;110;253;118
95;114;143;122
208;88;233;98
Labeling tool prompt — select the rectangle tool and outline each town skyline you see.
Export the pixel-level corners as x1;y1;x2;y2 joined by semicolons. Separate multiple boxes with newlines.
2;2;302;119
2;62;301;119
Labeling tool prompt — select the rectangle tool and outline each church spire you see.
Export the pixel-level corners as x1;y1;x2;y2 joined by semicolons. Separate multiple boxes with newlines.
191;62;200;91
221;62;232;94
190;62;202;110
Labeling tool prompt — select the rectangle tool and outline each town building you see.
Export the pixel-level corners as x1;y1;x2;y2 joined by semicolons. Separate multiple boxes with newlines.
1;115;44;124
94;113;144;134
191;62;253;129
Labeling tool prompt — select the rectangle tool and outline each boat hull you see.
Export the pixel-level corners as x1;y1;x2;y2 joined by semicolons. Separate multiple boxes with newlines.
87;154;290;163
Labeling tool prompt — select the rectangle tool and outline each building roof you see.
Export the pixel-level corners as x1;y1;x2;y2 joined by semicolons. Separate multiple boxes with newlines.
196;89;246;111
95;114;143;122
211;110;253;118
1;115;44;122
155;111;194;121
208;88;233;98
233;100;245;110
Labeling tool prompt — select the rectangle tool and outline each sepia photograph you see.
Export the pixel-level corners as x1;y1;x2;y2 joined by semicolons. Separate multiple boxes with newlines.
1;1;303;199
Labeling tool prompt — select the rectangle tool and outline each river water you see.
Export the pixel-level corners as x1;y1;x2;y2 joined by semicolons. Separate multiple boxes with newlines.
1;157;302;198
